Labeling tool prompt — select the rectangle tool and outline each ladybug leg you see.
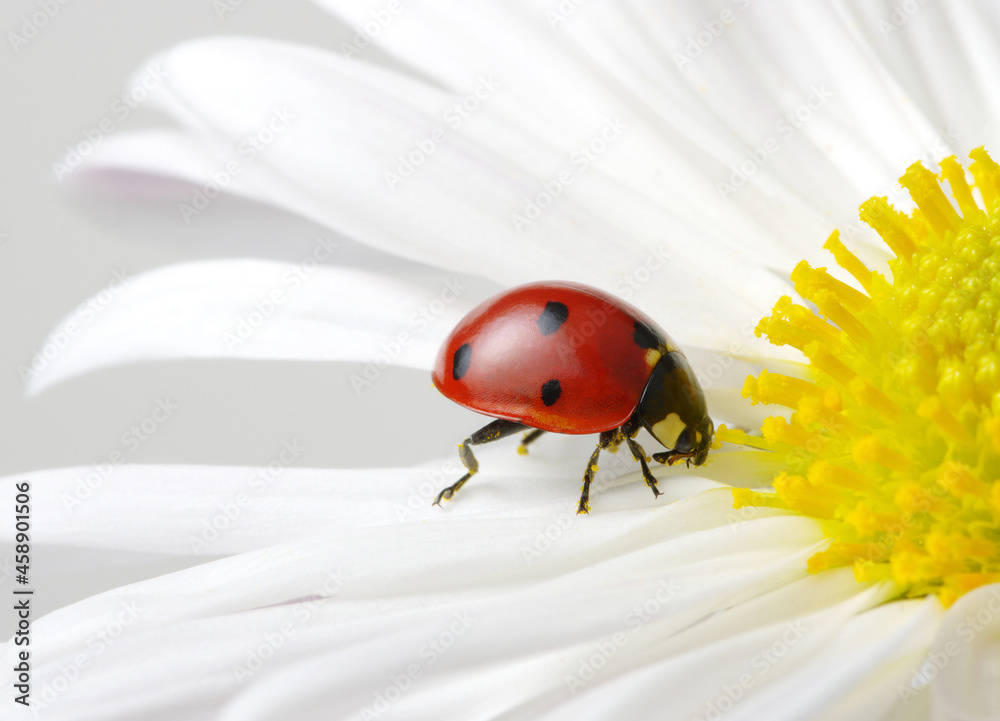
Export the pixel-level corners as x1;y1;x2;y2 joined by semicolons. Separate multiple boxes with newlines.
578;431;616;514
578;446;601;515
624;435;663;500
617;414;662;499
652;450;695;466
518;429;546;456
434;419;529;507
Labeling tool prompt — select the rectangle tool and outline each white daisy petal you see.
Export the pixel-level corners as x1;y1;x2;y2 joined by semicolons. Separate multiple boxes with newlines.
929;583;1000;720
310;0;975;260
63;129;450;275
23;260;474;395
531;578;924;721
724;597;942;721
10;481;812;652
216;546;835;721
537;1;904;252
66;35;797;355
12;492;822;721
848;0;1000;154
0;457;780;555
63;129;271;206
22;214;795;395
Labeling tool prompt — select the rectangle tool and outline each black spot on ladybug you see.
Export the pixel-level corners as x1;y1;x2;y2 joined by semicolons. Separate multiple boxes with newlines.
452;343;472;380
541;379;562;406
537;301;569;335
633;321;660;350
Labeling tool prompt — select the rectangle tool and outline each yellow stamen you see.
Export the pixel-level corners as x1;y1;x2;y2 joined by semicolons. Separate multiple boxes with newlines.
823;231;873;293
742;370;826;409
763;416;827;451
731;149;1000;605
756;296;845;352
772;472;842;519
939;461;989;499
732;487;783;510
850;378;899;421
795;395;854;434
859;197;918;260
969;147;1000;211
809;460;870;492
791;262;874;315
852;436;910;473
714;424;776;451
939;157;985;224
917;396;971;442
899;161;960;237
804;343;856;386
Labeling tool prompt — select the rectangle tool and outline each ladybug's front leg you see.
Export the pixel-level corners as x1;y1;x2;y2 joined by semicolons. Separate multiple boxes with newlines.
578;431;617;514
434;419;529;507
651;450;695;467
620;414;662;499
624;436;663;499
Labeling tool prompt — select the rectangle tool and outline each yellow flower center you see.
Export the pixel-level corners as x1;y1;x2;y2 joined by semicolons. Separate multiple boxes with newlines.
721;148;1000;606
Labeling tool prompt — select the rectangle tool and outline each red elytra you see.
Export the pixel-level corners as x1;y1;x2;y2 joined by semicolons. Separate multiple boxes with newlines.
431;281;714;513
433;281;675;433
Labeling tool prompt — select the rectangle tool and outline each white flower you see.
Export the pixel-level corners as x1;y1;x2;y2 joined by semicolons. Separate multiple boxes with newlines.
6;2;1000;719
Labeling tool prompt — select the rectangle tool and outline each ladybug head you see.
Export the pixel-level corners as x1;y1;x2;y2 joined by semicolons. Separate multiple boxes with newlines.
670;414;714;466
638;352;714;466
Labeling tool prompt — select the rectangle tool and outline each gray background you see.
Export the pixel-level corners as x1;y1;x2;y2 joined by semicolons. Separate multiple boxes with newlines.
1;0;476;477
1;0;482;619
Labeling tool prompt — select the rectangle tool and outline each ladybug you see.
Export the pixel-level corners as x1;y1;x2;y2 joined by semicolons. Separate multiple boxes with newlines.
431;281;714;513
